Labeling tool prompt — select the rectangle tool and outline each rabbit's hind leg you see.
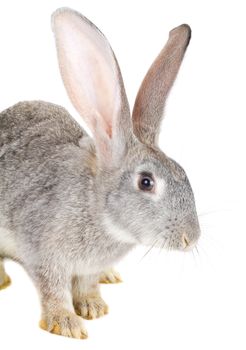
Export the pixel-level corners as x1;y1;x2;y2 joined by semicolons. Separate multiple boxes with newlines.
0;257;11;290
99;268;122;284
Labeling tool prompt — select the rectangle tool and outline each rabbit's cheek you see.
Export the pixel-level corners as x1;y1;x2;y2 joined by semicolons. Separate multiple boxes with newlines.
102;215;138;245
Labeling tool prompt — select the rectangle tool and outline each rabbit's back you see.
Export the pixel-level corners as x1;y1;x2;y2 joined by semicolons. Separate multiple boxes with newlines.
0;101;95;255
0;101;85;148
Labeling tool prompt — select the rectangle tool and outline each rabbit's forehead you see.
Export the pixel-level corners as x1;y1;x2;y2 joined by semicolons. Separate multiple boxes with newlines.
122;146;188;184
131;157;178;179
134;160;164;174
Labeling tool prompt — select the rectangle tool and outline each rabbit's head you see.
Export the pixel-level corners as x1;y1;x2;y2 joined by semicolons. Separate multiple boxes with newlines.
52;8;200;251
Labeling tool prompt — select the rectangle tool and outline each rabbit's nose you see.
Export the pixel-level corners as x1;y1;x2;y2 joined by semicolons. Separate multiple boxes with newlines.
181;233;190;249
181;232;199;251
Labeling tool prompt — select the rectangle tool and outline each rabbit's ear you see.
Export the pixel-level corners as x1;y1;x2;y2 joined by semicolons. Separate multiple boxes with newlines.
52;8;132;167
132;24;191;146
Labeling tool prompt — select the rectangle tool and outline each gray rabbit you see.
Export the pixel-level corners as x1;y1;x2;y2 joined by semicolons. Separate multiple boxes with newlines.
0;8;200;339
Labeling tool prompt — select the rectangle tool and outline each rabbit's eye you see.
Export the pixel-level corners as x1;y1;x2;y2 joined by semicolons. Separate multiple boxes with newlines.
138;173;155;192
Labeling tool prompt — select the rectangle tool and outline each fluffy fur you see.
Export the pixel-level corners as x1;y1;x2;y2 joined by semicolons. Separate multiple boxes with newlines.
0;8;200;339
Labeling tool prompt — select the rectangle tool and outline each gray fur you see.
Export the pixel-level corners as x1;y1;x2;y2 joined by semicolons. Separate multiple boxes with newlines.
0;101;132;269
0;7;200;338
133;24;191;146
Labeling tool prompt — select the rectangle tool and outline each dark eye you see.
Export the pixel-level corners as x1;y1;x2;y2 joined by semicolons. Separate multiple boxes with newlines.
138;173;155;192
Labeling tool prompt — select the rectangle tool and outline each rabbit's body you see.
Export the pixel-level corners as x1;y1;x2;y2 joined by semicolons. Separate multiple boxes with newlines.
0;101;132;273
0;8;200;339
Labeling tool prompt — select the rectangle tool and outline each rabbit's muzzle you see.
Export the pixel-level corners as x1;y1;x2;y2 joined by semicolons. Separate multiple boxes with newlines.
181;232;200;251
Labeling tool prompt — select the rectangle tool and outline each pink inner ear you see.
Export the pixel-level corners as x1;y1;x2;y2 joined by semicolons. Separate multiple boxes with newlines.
107;125;112;138
53;10;121;142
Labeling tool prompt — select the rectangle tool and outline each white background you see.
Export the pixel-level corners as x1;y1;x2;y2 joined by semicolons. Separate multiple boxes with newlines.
0;0;246;349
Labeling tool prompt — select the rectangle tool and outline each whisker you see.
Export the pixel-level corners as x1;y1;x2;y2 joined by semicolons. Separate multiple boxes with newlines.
198;208;231;216
196;242;210;260
191;249;196;260
194;245;200;256
191;247;201;268
139;239;158;262
158;240;165;255
157;237;170;258
161;237;168;250
199;229;221;247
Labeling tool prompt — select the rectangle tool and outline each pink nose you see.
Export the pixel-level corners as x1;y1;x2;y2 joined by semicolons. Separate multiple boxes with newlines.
182;233;198;251
182;233;190;249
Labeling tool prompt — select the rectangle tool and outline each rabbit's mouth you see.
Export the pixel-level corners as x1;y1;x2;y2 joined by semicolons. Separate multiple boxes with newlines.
182;233;190;249
159;229;200;252
180;232;200;251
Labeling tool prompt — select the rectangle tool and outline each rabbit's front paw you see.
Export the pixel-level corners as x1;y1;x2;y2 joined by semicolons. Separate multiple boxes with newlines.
99;268;122;284
74;294;108;320
39;309;88;339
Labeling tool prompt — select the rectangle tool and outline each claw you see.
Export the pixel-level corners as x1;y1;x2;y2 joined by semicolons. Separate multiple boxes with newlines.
39;310;88;339
0;274;11;290
74;294;108;320
99;269;122;284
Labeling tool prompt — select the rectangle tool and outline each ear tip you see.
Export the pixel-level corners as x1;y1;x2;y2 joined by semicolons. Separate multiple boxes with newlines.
51;7;71;32
169;23;192;42
51;7;102;38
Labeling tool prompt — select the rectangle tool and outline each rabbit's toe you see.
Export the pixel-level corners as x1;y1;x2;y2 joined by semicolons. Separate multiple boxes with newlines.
74;294;108;320
99;268;122;284
0;274;11;290
39;309;88;339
